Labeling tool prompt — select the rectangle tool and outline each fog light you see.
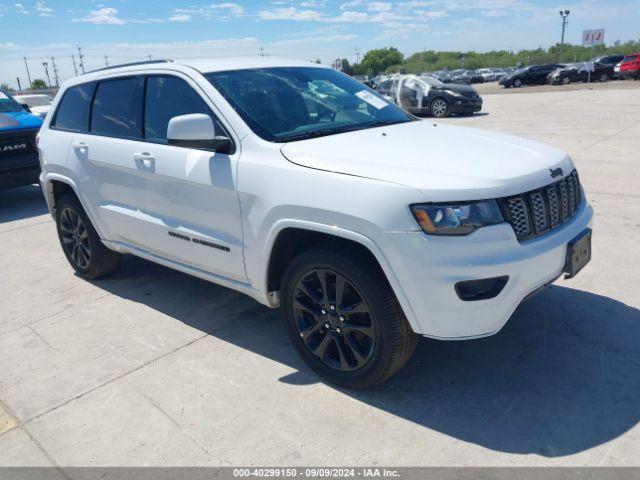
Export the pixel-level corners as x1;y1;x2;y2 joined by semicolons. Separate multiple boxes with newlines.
454;276;509;301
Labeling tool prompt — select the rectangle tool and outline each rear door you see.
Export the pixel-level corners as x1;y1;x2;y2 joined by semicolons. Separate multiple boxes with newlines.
132;73;245;281
65;76;159;246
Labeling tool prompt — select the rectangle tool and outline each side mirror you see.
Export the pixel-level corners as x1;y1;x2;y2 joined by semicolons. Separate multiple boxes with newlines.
167;113;232;153
21;103;32;113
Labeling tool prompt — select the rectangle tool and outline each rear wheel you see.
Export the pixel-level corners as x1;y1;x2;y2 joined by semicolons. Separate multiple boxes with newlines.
599;73;609;82
55;195;121;279
562;76;571;85
281;248;418;388
430;97;450;118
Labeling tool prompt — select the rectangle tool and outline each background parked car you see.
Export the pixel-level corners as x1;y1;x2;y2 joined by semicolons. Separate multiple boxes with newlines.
499;64;565;87
390;74;482;118
14;94;54;119
0;89;43;189
619;53;640;80
449;70;484;85
548;64;582;85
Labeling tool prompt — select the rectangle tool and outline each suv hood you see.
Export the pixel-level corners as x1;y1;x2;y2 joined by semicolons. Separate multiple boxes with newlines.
438;83;477;94
280;121;573;202
0;111;43;132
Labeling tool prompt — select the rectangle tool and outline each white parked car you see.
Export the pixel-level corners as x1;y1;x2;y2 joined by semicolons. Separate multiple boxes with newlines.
37;58;593;388
14;94;54;119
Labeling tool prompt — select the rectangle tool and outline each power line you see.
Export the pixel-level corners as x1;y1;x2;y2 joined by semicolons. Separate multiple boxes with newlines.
77;46;85;74
23;57;32;87
71;54;78;76
42;61;51;88
51;56;60;87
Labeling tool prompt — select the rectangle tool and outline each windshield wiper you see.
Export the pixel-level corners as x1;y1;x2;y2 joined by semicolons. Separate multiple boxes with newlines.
278;119;408;143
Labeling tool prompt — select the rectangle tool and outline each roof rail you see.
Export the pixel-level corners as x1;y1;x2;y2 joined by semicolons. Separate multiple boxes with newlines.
85;59;173;75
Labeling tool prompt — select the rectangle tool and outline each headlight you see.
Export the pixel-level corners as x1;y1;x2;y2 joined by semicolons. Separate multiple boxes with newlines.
443;89;464;97
410;200;504;236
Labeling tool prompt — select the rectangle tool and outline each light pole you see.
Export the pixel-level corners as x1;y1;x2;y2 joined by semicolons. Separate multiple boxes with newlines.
559;10;570;61
42;62;51;88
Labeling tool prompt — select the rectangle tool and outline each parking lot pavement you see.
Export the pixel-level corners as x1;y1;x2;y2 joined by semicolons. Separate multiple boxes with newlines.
1;86;639;468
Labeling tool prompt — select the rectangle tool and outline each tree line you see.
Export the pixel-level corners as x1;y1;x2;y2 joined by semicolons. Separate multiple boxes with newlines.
341;40;640;76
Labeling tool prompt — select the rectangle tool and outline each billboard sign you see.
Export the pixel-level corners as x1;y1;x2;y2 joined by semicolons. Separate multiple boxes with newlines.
582;29;605;47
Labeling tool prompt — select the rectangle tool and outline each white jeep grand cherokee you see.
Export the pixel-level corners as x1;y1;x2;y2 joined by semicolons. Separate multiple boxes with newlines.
38;58;593;388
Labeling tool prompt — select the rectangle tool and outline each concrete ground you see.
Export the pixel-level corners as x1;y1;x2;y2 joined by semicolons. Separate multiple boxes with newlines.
1;85;639;468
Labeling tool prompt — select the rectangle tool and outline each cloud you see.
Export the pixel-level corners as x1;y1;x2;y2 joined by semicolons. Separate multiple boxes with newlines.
73;7;199;25
14;3;28;14
172;3;244;21
258;7;323;21
73;7;124;25
35;1;53;17
169;13;191;22
367;2;392;12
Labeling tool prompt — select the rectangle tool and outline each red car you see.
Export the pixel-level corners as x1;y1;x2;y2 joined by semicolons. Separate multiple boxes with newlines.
619;53;640;80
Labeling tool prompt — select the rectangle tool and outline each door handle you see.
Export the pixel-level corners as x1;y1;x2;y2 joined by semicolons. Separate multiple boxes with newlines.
72;141;88;150
133;152;155;168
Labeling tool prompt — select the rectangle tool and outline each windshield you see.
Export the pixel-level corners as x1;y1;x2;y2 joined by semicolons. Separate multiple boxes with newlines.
417;75;443;86
623;55;638;62
17;96;52;107
205;67;412;142
0;91;23;113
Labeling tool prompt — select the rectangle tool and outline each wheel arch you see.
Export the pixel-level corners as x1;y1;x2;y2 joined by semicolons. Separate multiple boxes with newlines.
44;174;107;240
261;221;421;334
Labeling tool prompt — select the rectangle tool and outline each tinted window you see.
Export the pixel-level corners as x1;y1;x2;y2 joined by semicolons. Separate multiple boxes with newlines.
52;83;95;132
91;78;141;138
144;76;224;143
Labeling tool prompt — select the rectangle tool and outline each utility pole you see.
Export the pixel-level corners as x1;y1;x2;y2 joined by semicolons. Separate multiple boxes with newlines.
104;55;109;67
71;54;79;76
559;10;570;61
23;57;32;88
50;56;59;87
147;54;152;61
42;61;51;88
355;47;360;65
77;46;85;74
259;46;266;57
16;77;22;94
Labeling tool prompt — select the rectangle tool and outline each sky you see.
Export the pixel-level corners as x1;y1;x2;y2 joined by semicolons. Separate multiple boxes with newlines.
1;0;639;87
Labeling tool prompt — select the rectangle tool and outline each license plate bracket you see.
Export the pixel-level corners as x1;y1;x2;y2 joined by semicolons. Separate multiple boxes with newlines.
564;228;592;279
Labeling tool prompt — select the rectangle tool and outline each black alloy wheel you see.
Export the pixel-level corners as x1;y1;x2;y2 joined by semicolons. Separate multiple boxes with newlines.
292;268;375;371
59;207;91;270
55;195;121;279
281;248;418;388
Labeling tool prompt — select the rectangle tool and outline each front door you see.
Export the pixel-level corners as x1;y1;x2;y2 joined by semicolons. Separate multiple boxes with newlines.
130;74;245;282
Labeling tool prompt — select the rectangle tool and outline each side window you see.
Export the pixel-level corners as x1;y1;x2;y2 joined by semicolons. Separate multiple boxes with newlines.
52;83;95;132
144;75;225;143
91;77;142;139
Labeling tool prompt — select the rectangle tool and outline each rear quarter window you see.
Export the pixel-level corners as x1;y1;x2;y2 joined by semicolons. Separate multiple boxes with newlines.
51;83;95;132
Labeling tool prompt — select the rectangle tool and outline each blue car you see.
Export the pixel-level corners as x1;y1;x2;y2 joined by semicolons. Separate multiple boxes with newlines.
1;90;43;189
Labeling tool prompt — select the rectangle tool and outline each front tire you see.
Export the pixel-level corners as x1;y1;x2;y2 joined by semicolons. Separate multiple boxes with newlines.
55;195;121;279
513;78;523;88
281;248;418;388
430;97;450;118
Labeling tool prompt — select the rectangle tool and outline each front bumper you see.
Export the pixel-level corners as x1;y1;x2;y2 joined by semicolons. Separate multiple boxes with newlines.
450;98;482;114
380;199;593;339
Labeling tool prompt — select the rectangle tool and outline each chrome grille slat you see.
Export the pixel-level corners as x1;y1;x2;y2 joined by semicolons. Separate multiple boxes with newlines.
501;170;582;241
